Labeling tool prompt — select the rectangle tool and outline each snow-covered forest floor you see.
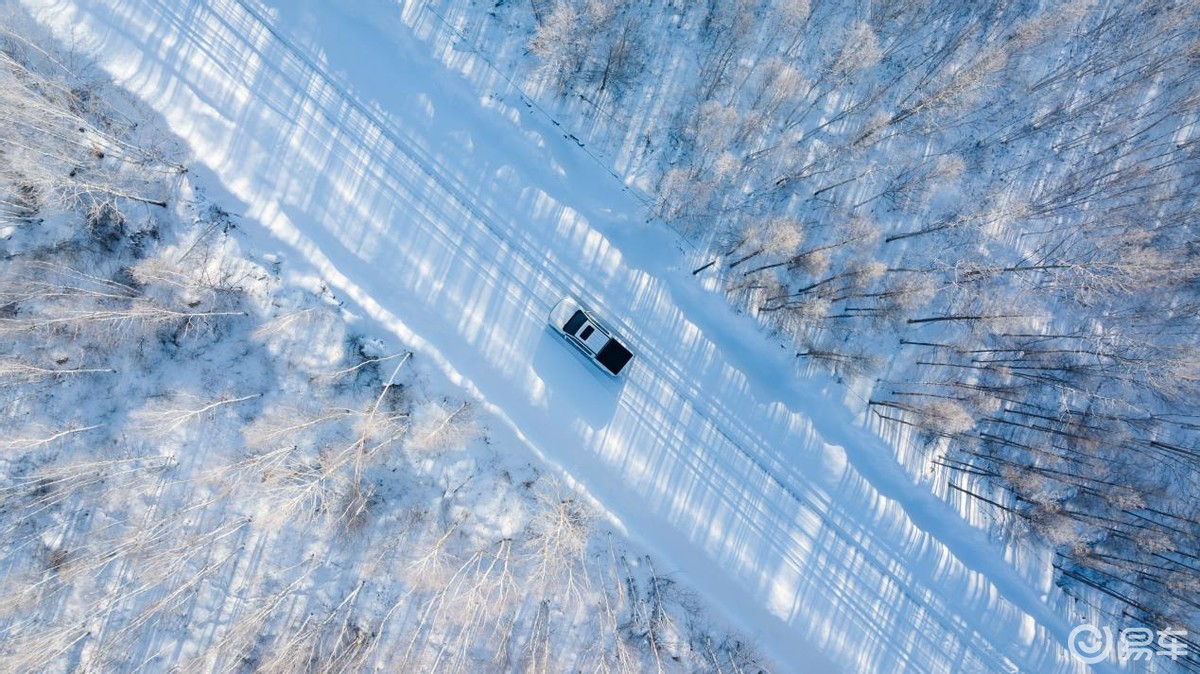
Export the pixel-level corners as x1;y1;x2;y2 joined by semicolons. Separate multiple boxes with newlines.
0;5;770;672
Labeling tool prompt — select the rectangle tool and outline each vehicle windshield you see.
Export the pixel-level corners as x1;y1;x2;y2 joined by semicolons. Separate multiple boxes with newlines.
563;310;587;335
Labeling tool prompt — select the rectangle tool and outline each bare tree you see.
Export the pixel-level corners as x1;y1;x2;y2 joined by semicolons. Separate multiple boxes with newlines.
406;397;477;452
528;1;585;95
524;477;593;605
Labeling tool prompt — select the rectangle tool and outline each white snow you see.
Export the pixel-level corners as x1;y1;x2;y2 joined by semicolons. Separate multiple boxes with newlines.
16;0;1128;671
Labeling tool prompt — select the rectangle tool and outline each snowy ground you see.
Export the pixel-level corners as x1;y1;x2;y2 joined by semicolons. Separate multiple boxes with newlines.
15;0;1143;671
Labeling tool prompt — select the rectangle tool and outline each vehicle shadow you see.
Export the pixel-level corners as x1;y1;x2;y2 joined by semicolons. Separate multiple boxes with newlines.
531;327;622;430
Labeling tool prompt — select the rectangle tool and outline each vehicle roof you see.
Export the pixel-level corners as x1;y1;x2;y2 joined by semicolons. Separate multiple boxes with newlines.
576;318;611;353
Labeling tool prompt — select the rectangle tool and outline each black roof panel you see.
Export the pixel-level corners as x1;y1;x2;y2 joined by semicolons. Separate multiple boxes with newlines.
596;340;634;375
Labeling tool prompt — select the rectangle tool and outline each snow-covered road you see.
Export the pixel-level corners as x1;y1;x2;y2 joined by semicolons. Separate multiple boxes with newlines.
23;0;1108;671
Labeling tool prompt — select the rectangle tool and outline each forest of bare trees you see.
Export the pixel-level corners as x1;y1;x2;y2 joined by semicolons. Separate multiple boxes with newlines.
0;6;771;672
519;0;1200;664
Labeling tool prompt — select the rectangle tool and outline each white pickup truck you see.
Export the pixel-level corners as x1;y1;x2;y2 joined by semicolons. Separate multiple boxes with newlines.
548;297;634;377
